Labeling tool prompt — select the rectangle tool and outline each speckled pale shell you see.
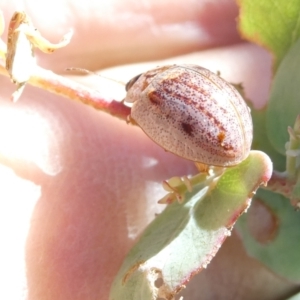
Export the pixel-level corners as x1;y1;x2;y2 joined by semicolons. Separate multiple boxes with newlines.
125;64;253;167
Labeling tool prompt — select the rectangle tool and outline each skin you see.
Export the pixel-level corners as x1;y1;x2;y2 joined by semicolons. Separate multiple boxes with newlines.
0;0;299;299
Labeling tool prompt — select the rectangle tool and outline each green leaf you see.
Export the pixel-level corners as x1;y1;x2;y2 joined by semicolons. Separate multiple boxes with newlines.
236;189;300;282
110;151;272;300
266;38;300;155
238;0;300;70
250;104;286;171
287;292;300;300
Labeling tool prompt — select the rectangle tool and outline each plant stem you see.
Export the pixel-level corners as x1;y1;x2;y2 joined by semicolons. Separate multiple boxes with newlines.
261;170;300;208
0;64;130;120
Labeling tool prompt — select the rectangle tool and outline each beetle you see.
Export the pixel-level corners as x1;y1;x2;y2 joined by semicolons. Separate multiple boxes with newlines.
124;64;253;167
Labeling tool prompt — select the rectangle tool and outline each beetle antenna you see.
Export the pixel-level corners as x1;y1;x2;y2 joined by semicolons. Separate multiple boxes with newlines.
66;67;125;86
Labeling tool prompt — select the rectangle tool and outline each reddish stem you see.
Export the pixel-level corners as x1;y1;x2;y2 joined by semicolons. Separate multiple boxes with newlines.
0;64;131;120
262;170;300;207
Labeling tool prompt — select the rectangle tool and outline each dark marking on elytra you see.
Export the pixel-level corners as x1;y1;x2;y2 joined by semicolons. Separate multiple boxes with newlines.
181;122;194;137
217;131;226;145
148;90;162;105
